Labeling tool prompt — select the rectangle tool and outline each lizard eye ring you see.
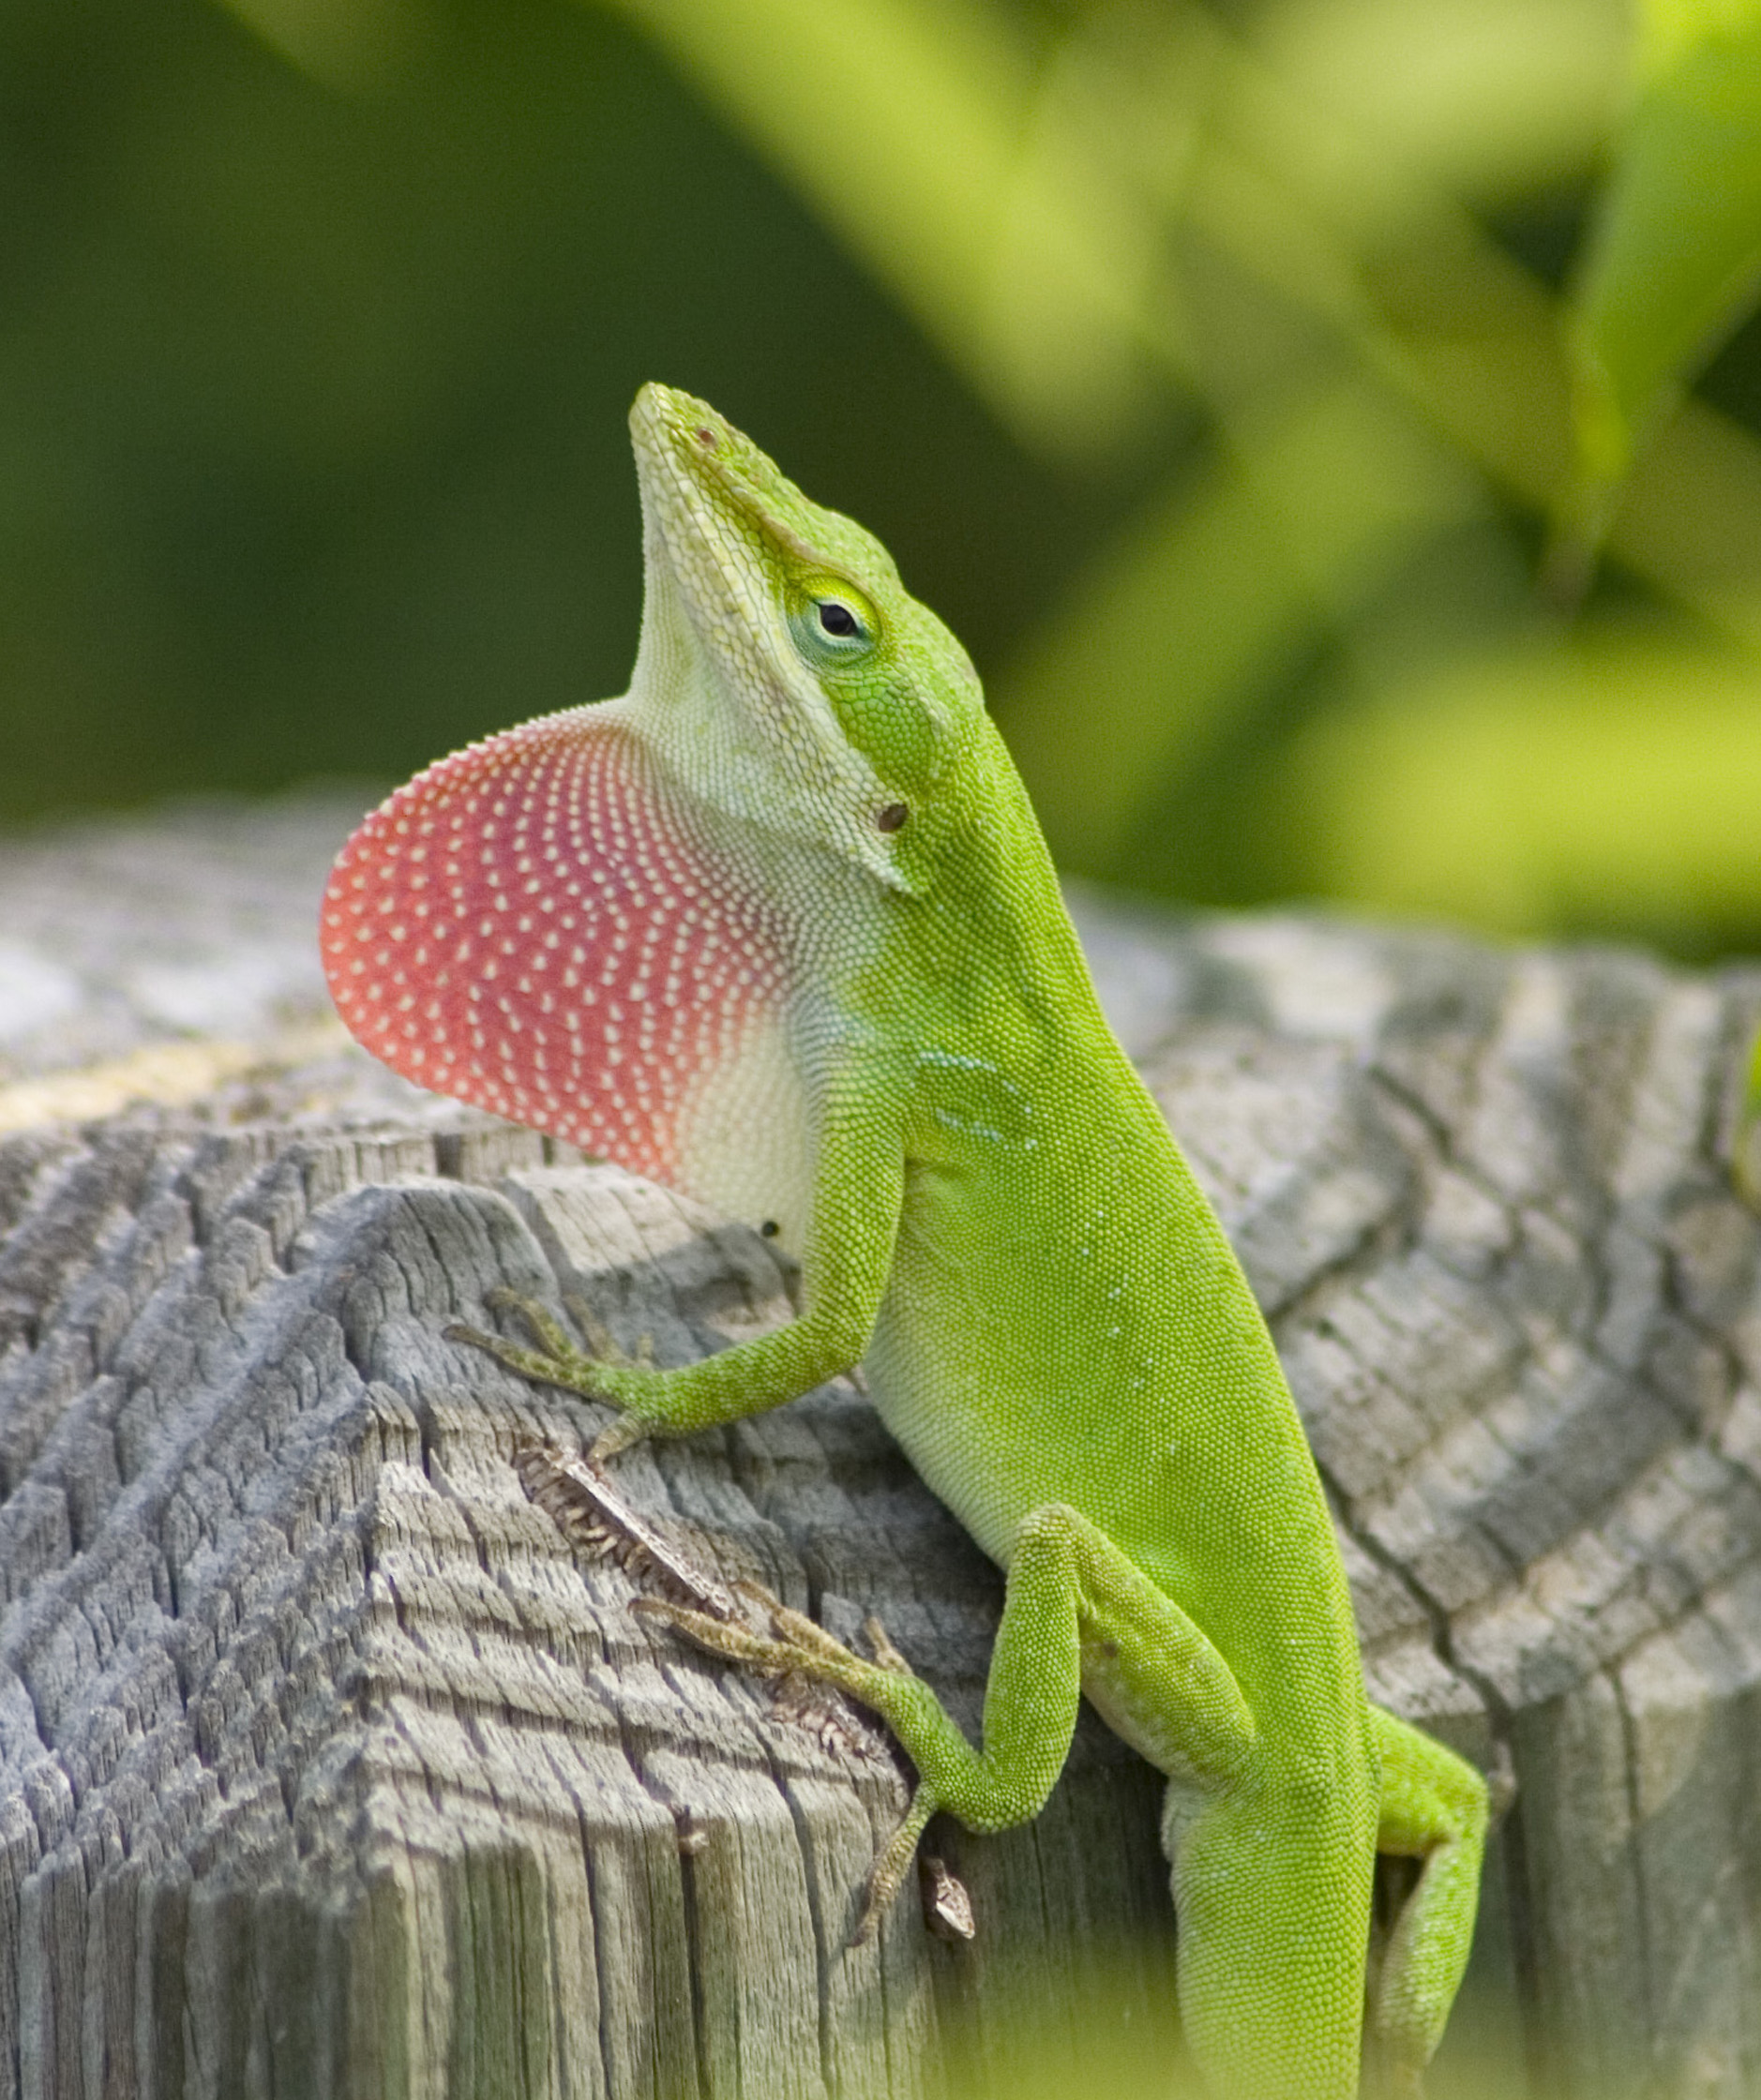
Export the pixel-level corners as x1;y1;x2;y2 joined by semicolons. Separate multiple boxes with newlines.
789;592;876;666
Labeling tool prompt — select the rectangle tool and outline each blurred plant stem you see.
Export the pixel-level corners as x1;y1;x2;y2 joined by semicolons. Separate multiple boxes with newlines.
1561;0;1761;580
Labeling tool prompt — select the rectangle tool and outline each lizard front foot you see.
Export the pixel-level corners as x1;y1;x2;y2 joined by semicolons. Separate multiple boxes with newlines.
445;1288;655;1452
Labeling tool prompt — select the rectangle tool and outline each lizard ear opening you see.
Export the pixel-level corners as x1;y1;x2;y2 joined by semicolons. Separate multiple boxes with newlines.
321;711;798;1198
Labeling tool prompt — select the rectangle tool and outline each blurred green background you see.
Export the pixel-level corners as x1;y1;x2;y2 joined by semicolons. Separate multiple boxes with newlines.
8;0;1761;958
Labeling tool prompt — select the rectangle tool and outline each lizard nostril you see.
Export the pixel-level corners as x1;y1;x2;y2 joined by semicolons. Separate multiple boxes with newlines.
695;427;717;448
876;803;910;833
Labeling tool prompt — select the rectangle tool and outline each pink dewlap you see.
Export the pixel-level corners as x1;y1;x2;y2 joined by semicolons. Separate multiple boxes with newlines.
321;713;790;1183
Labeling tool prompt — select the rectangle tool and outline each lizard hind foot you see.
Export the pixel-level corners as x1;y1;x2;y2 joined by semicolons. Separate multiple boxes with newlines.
640;1584;919;1714
562;1292;655;1369
730;1579;876;1671
635;1585;941;1942
862;1612;914;1675
632;1593;776;1660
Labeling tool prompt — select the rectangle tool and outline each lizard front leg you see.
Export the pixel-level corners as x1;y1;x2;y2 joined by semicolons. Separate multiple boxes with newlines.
449;1096;905;1451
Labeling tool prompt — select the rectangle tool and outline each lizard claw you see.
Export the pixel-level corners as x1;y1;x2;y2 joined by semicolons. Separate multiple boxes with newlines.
640;1580;904;1695
863;1613;914;1676
588;1412;651;1462
444;1315;606;1399
445;1289;626;1405
562;1293;655;1368
728;1580;908;1678
482;1285;577;1358
442;1317;540;1372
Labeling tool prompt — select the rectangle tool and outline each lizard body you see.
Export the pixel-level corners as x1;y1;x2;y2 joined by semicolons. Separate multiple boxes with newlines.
322;384;1488;2099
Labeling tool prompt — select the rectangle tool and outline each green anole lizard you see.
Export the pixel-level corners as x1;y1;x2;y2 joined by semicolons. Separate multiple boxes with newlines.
322;383;1489;2100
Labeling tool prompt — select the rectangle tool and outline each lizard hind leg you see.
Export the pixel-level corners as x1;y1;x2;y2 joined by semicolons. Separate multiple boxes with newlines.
643;1502;1261;1957
1365;1705;1492;2098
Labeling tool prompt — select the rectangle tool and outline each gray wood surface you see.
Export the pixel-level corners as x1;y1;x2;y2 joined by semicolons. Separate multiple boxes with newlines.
1;794;1760;2100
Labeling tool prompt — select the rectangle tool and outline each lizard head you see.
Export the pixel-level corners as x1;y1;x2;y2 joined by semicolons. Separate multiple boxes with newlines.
322;385;1040;1222
626;382;987;894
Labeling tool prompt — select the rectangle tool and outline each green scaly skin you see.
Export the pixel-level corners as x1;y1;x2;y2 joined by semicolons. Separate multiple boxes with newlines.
324;384;1489;2100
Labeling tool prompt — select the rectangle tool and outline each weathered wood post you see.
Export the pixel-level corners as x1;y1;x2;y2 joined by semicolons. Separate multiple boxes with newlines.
1;797;1759;2099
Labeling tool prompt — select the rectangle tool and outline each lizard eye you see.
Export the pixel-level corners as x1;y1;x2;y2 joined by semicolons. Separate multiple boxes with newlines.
789;587;877;667
816;599;864;640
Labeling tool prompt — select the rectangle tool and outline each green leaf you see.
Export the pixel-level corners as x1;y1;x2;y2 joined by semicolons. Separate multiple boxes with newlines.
213;0;412;87
1286;633;1761;939
996;376;1481;874
1566;0;1761;550
1252;0;1623;207
598;0;1184;462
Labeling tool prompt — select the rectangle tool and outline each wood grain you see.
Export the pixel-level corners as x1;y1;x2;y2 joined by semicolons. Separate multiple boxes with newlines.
0;798;1758;2099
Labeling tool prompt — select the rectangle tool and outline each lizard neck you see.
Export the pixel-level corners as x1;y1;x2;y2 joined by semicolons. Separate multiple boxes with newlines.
848;722;1106;1064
